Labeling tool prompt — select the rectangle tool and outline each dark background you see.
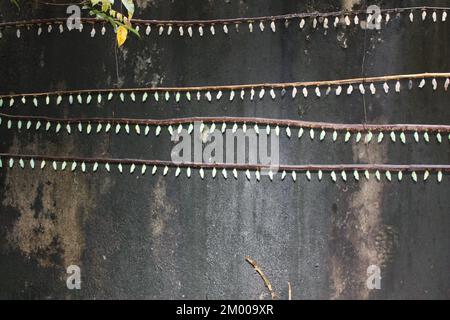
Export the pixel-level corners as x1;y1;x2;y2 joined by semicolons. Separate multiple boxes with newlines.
0;0;449;299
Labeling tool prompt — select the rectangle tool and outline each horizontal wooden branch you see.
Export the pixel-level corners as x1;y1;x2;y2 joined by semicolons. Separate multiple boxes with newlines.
0;72;448;98
2;113;450;133
1;153;450;172
0;6;448;28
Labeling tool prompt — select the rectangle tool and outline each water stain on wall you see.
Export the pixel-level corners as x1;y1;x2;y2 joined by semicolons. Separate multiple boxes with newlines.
2;136;97;270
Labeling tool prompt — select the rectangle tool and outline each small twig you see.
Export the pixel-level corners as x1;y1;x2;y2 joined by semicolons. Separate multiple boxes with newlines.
245;256;277;300
2;113;450;133
0;72;448;98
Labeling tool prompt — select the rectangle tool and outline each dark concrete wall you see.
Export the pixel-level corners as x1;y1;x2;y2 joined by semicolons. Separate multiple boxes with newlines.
0;0;449;299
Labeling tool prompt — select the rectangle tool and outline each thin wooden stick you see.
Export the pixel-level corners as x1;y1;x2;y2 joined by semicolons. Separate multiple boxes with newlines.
1;153;450;172
245;256;277;300
0;6;448;28
2;113;450;133
0;72;448;98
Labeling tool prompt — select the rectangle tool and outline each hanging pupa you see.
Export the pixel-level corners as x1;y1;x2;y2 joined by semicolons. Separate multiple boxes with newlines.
336;85;342;95
385;171;392;181
331;171;337;182
354;15;359;25
212;167;217;178
250;88;255;100
437;171;443;183
223;24;229;34
240;89;245;100
96;123;102;133
383;82;389;93
292;87;298;98
302;87;308;98
222;168;227;179
369;83;376;95
424;170;430;181
167;25;173;35
315;87;321;97
355;132;362;143
409;12;414;22
259;88;265;99
232;123;238;133
344;15;350;25
225;90;234;102
16;28;20;38
398;171;403;181
437;132;442;143
385;13;391;23
275;125;280;136
298;127;304;139
411;171;418;183
249;22;254;32
292;171;297;182
365;131;373;143
424;132;430;143
186;167;191;178
390;131;396;142
347;84;353;95
48;24;53;33
443;11;448;22
341;171;347;181
270;21;276;32
422;10;427;21
259;21;265;31
199;168;205;179
319;130;326;141
210;25;215;35
232;168;238;179
324;17;329;28
395;81;401;92
281;170;286;181
318;170;323;181
432;78;438;90
175;167;181;177
353;170;360;181
377;132;384;143
313;18;317;29
270;89;276;100
90;26;96;37
299;19;305;29
418;78;426;88
334;16;339;27
243;123;247;133
286;126;291;138
205;91;212;102
146;25;151;35
345;131;351;142
359;83;365;95
332;130;338;142
216;91;222;100
400;132;406;144
306;170;311;181
310;128;315;140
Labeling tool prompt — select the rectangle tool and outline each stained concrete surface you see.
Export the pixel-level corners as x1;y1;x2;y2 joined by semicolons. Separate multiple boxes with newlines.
0;0;450;299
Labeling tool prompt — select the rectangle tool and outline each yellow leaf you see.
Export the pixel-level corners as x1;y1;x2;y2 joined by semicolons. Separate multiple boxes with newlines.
117;26;128;47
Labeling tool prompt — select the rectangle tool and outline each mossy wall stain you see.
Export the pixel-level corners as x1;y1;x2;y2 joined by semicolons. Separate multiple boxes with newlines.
2;136;97;270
